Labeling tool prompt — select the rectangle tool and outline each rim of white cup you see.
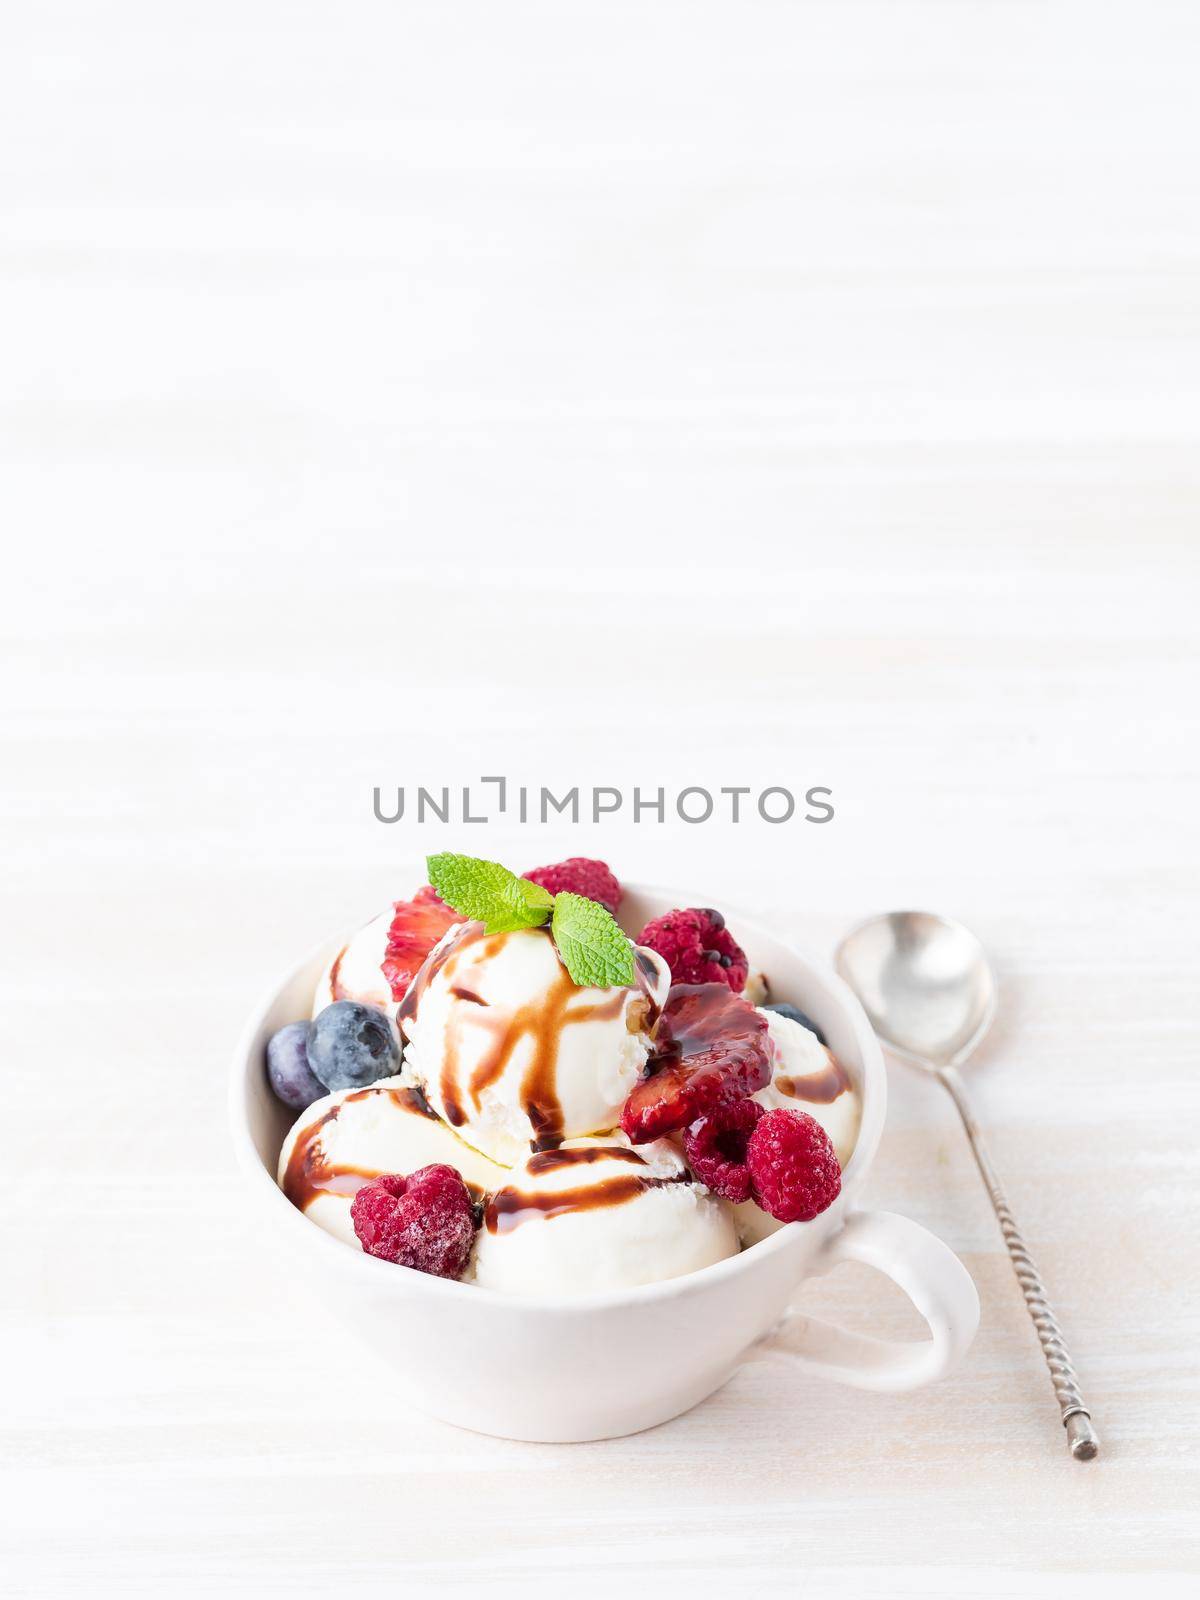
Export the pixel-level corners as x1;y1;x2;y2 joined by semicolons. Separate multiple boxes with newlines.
228;883;887;1313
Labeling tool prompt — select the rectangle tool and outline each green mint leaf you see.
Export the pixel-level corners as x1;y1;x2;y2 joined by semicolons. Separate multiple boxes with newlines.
426;853;552;934
550;891;636;988
513;875;555;920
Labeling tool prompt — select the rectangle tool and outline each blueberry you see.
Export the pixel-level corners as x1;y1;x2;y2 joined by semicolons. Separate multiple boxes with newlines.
763;1002;828;1046
306;1001;400;1091
266;1021;326;1111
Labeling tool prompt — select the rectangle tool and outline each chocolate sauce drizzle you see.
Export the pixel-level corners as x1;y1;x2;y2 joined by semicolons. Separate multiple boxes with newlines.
483;1145;688;1234
281;1085;437;1212
399;922;659;1147
775;1049;852;1105
395;921;484;1026
526;1144;646;1175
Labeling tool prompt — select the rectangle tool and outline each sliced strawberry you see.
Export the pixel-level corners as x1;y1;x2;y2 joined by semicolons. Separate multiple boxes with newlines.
381;891;461;1002
620;983;772;1143
412;883;453;910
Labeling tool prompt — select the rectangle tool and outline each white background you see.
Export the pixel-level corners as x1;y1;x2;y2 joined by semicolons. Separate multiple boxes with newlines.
3;2;1198;1595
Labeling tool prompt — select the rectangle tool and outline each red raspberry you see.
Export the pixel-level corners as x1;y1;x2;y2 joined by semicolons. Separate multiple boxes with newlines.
747;1109;842;1222
636;908;748;992
683;1097;764;1203
621;984;772;1142
523;857;622;915
350;1164;477;1278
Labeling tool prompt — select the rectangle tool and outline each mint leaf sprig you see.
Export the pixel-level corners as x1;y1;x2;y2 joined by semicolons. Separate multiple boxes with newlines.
550;892;635;989
426;852;636;988
426;852;552;933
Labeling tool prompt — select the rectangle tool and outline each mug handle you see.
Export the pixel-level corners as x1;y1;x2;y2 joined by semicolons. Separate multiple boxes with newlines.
777;1209;979;1390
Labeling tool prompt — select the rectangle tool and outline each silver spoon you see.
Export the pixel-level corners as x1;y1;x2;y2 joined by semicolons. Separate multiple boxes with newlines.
834;910;1099;1461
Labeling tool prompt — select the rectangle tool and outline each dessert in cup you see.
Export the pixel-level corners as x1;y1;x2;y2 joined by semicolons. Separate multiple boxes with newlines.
232;854;978;1439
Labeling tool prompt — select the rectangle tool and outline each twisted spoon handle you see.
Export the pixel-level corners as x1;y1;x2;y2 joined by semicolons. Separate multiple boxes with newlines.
938;1065;1099;1460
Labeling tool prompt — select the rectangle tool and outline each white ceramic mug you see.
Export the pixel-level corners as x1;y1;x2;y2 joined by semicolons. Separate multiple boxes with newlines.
229;885;979;1441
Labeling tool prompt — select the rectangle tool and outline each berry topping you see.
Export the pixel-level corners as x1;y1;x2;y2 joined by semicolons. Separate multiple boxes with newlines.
620;984;772;1142
763;1001;827;1046
350;1165;477;1278
266;1020;325;1111
747;1108;842;1222
381;892;461;1002
523;857;622;916
412;883;455;910
683;1097;764;1203
636;908;748;992
306;1001;399;1092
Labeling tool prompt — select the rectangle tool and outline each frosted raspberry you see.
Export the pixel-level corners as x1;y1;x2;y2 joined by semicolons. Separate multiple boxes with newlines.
683;1097;764;1203
747;1109;842;1222
350;1164;476;1278
523;857;622;915
636;908;748;991
621;984;771;1141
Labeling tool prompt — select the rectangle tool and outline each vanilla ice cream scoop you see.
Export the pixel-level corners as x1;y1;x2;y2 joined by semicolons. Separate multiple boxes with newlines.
312;907;397;1017
472;1136;738;1295
277;1076;504;1247
735;1008;862;1245
398;923;670;1166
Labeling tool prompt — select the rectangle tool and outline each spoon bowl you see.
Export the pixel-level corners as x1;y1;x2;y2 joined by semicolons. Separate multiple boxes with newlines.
834;910;997;1071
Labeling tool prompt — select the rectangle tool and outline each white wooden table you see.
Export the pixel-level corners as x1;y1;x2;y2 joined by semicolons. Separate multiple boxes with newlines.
3;2;1198;1594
